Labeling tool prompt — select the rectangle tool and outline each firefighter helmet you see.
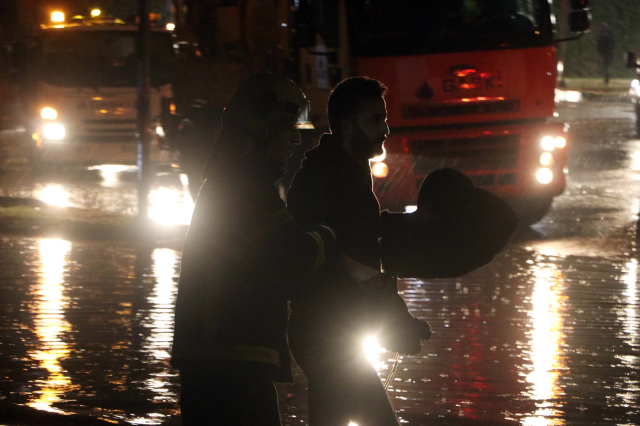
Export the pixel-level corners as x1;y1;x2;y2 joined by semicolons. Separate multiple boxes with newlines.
223;73;313;143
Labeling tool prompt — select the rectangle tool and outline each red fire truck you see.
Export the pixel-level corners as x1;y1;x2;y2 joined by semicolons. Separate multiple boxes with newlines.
294;0;589;224
172;0;588;224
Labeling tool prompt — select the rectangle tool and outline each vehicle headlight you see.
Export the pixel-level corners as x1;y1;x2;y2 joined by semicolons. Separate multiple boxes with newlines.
371;162;389;178
43;123;65;140
536;168;553;184
554;136;566;149
41;107;57;120
541;136;555;151
540;152;554;166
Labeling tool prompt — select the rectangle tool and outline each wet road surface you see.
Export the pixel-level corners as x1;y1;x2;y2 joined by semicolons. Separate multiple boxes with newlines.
1;101;639;425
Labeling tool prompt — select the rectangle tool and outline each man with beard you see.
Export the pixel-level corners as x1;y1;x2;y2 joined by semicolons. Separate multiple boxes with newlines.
287;77;431;425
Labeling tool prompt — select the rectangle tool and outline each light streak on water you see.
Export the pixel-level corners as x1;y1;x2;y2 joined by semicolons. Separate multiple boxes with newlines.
27;239;75;413
521;260;567;426
37;185;71;207
132;248;180;424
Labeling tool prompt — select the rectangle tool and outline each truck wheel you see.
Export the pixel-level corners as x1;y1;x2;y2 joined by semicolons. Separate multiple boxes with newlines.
516;197;554;227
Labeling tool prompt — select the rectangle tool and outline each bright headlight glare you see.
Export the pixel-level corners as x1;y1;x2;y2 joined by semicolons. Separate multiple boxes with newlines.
41;107;57;120
632;79;640;88
541;136;555;151
540;152;554;166
43;123;65;140
536;168;553;184
371;162;389;178
554;136;566;149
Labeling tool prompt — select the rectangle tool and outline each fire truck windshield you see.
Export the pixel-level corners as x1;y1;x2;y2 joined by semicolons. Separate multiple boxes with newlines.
36;30;174;88
347;0;553;57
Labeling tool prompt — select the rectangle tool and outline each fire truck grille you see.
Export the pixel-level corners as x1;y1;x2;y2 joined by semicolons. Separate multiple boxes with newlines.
409;134;520;175
402;99;521;118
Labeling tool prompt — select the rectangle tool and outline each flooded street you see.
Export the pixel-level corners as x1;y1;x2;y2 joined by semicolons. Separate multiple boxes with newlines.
1;101;640;425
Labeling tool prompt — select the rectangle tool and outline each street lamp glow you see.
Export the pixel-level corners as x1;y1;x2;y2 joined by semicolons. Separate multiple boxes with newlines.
51;11;65;22
91;9;101;18
166;22;176;31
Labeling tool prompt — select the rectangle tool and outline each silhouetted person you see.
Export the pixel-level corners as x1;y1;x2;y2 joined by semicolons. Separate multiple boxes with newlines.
597;23;615;85
171;74;341;426
287;77;431;426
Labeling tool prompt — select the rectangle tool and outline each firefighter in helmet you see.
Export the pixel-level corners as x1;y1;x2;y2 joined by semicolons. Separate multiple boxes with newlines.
171;74;340;425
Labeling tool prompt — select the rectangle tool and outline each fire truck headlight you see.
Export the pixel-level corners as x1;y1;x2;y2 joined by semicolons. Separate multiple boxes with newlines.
536;168;553;184
43;123;65;140
41;107;58;120
51;11;65;22
540;152;554;166
372;162;389;178
541;136;555;151
554;136;566;149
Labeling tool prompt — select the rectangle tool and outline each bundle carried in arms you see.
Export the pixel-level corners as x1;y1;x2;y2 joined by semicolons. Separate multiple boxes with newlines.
380;168;519;279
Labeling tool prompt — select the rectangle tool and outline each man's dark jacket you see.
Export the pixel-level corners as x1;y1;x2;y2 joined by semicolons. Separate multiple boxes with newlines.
171;157;336;382
287;133;414;344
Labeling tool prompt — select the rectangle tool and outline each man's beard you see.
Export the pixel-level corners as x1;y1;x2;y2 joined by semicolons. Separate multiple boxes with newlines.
351;124;385;163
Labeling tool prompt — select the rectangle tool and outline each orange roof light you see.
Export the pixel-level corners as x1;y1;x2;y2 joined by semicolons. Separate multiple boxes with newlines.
51;11;65;22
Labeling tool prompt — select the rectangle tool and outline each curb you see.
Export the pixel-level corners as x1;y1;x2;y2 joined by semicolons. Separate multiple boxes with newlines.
0;197;187;242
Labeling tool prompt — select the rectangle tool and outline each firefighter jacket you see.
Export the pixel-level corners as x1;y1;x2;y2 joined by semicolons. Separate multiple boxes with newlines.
171;158;337;383
287;133;417;347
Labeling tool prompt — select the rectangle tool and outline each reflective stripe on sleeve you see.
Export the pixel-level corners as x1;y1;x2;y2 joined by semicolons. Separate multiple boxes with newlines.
307;231;326;271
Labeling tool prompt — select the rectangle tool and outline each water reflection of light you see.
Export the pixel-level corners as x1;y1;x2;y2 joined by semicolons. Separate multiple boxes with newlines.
630;151;640;172
27;239;74;413
521;261;566;426
135;248;180;423
90;164;136;185
621;260;638;343
148;182;194;226
37;185;70;207
616;260;639;408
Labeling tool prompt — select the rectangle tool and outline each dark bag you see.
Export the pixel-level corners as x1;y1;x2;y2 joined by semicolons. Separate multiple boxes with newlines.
381;168;518;279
